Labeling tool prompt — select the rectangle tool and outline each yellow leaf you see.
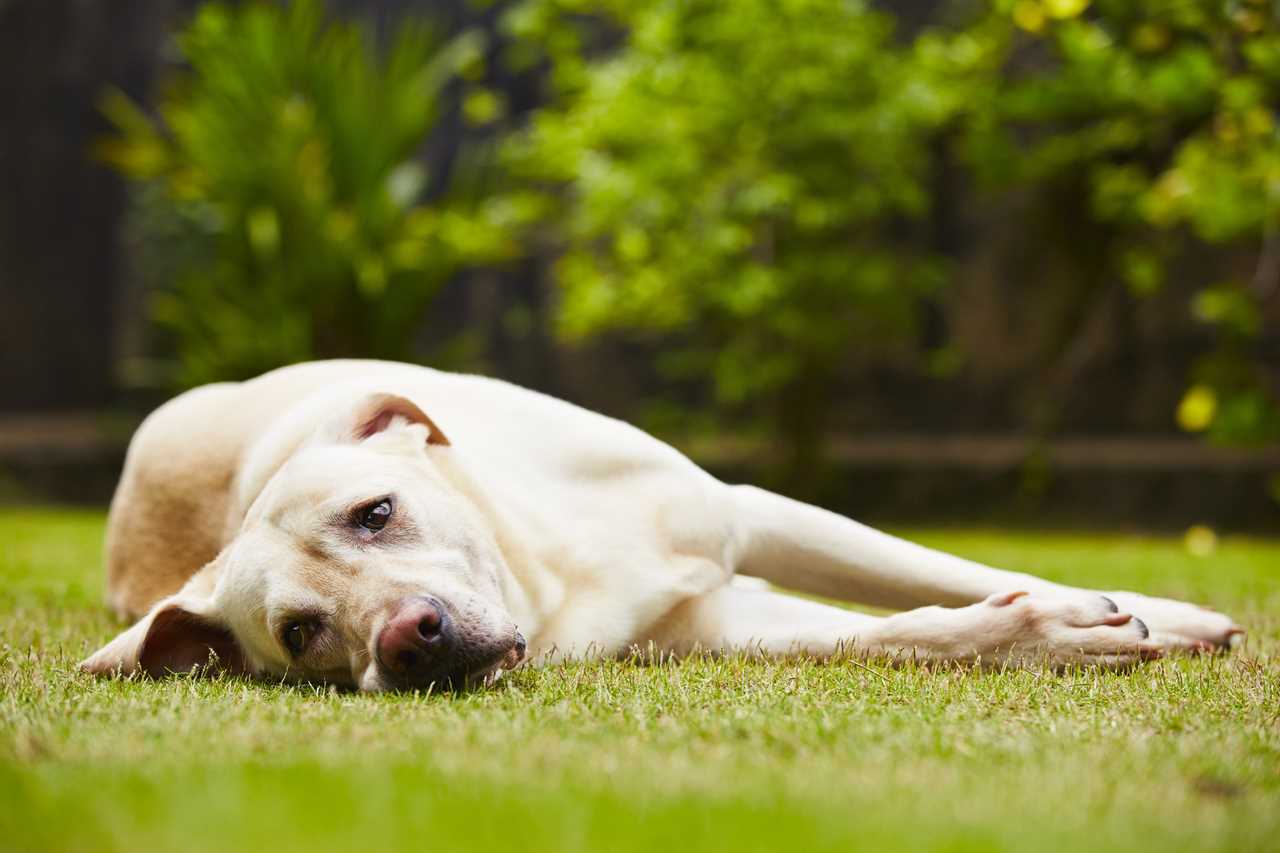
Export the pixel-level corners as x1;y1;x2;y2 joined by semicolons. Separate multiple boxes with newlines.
463;89;504;126
1013;1;1046;33
1043;0;1089;19
1176;385;1217;432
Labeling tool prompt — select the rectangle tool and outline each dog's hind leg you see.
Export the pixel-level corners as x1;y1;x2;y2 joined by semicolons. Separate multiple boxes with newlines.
725;484;1243;651
726;484;1065;610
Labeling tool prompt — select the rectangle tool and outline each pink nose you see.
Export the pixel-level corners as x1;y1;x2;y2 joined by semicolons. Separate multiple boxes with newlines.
376;597;454;677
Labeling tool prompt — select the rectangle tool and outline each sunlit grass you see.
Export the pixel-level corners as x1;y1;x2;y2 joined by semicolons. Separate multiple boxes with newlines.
1;509;1277;852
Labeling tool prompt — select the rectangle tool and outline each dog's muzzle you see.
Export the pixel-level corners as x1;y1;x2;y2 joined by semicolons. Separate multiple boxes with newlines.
375;596;525;690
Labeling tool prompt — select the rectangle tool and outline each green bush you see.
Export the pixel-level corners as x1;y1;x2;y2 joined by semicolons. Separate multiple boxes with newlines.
103;0;1279;465
953;0;1280;445
99;0;514;386
503;0;1280;452
502;0;956;454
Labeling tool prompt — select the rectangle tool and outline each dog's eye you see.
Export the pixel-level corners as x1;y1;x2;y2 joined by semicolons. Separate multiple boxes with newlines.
282;621;315;656
357;498;393;532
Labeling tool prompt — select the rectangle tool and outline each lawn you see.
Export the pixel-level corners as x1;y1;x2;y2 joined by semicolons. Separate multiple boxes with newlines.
1;508;1278;852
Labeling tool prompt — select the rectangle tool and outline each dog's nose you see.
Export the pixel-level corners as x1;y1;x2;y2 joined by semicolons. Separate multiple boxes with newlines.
376;596;455;677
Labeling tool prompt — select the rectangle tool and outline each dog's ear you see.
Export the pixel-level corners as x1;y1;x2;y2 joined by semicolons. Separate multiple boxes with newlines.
79;597;247;679
322;391;450;448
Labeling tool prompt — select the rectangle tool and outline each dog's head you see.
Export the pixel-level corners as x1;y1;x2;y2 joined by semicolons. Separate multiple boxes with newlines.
80;390;525;692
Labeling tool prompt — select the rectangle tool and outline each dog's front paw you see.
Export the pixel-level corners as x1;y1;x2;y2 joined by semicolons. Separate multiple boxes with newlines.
1100;591;1243;653
974;591;1163;668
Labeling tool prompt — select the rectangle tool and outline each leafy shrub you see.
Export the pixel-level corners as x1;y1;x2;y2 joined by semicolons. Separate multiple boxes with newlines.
504;0;1280;450
103;0;1279;463
953;0;1280;444
99;0;513;386
502;0;955;451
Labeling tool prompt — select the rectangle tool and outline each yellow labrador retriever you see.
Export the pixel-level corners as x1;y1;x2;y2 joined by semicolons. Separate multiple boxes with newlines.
81;360;1243;690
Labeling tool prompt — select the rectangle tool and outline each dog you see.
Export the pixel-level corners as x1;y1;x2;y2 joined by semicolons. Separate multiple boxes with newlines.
80;360;1244;690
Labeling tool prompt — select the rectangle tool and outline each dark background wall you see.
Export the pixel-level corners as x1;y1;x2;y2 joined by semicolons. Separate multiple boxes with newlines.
0;0;182;411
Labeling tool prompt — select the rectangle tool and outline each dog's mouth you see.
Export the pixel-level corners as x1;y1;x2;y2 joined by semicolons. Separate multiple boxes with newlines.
467;641;526;689
450;631;527;690
381;630;526;693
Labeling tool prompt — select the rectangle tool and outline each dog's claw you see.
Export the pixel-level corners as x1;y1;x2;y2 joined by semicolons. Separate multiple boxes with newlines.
1098;592;1244;657
987;590;1030;608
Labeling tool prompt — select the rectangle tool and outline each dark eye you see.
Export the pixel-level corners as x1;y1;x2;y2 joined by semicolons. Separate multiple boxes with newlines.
282;621;315;656
357;498;393;532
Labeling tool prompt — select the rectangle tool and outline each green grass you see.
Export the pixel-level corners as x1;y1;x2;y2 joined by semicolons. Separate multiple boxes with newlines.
2;509;1278;852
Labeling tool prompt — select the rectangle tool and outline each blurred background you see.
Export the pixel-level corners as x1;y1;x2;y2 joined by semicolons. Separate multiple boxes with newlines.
1;0;1277;529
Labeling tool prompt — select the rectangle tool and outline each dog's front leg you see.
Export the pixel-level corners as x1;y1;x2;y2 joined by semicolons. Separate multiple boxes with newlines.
726;485;1243;652
643;585;1161;669
645;581;1167;666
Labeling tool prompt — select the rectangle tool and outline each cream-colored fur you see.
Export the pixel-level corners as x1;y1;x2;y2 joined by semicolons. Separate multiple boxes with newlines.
82;360;1243;690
